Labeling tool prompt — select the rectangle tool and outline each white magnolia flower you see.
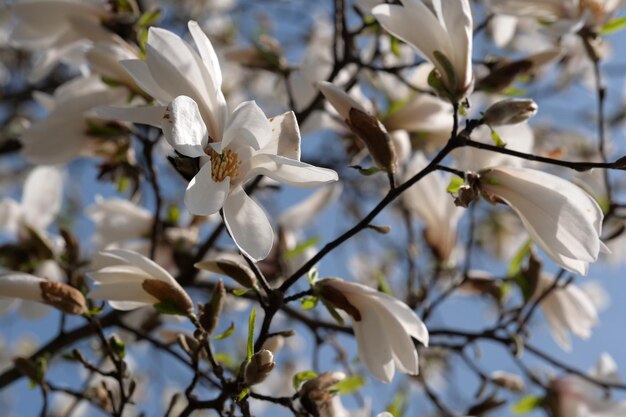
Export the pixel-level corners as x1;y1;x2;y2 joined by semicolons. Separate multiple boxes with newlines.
404;153;463;262
21;75;126;164
98;22;337;260
88;249;193;314
373;0;474;101
86;197;153;249
316;279;429;383
10;0;115;82
478;166;605;275
0;272;86;315
535;274;598;351
549;354;626;417
0;166;63;236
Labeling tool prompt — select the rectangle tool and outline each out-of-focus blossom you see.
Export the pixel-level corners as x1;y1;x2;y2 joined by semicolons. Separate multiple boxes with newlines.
21;76;126;165
478;166;605;275
373;0;474;101
10;0;116;82
316;279;428;383
404;153;463;263
483;98;538;126
534;274;598;350
0;166;63;236
88;249;193;314
86;197;152;249
549;353;626;417
0;272;86;315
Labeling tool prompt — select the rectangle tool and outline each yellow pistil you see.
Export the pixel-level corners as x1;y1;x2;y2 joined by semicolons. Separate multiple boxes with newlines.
208;148;241;183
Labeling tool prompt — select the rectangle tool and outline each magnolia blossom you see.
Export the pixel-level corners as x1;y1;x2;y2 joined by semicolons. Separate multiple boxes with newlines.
0;272;86;315
10;0;115;82
98;22;337;260
373;0;473;101
22;75;126;164
404;153;463;263
478;166;605;275
549;354;626;417
88;249;193;314
86;197;153;249
316;279;429;383
0;166;63;236
535;274;598;350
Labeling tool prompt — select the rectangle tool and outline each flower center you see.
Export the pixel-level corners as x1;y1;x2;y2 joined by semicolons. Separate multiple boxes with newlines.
208;148;241;183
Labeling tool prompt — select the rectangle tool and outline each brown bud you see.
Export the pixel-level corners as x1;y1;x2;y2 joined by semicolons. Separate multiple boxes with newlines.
39;281;86;315
300;371;345;402
244;350;275;386
491;371;526;392
195;259;257;289
176;333;207;360
483;98;538;126
317;281;361;321
142;279;194;315
348;108;398;174
199;280;225;334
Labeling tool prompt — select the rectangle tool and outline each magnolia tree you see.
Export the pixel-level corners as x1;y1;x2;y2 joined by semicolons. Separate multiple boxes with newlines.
2;0;626;416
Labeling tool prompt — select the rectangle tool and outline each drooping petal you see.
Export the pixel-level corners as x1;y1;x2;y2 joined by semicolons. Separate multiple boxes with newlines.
352;306;395;383
247;154;338;187
162;96;208;157
187;20;222;90
221;101;272;151
98;249;174;284
184;162;230;216
22;166;63;232
262;111;301;160
223;187;274;261
96;105;166;127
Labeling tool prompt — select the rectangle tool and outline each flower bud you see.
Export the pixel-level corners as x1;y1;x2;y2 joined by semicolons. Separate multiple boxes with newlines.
491;371;525;392
142;279;194;315
244;349;275;386
299;371;345;415
39;281;86;315
199;280;225;335
483;98;537;126
195;258;257;290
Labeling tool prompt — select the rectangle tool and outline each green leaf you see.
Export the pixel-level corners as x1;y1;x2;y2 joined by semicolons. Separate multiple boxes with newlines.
238;387;250;401
167;206;180;224
321;299;344;325
110;337;126;359
137;27;149;53
214;352;234;367
355;166;381;176
84;305;104;317
300;296;318;310
511;395;545;414
330;375;366;395
247;309;256;360
232;288;250;296
117;176;130;193
433;51;456;90
390;36;401;57
292;370;318;390
101;76;123;87
137;9;161;27
283;236;321;260
507;240;531;277
446;176;465;193
375;272;392;295
386;390;407;417
600;16;626;35
214;322;235;340
503;88;527;96
490;128;507;147
307;269;319;285
154;300;188;316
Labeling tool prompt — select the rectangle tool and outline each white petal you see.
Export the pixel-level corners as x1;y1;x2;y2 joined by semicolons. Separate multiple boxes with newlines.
223;187;274;261
96;105;166;127
187;21;222;89
263;111;301;160
184;162;230;216
162;96;208;157
0;199;23;235
22;166;63;232
352;308;395;383
221;101;272;151
0;273;45;303
120;59;171;104
247;154;338;187
318;81;367;120
440;0;473;90
89;282;157;308
89;266;152;284
99;249;174;284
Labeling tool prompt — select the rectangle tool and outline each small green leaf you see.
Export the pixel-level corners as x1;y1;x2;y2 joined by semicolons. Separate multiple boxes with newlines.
110;337;126;359
511;395;545;414
283;237;320;260
238;387;250;401
84;305;104;317
101;76;123;87
330;375;366;395
386;390;407;417
375;272;392;295
355;166;381;176
232;288;250;296
507;240;531;277
390;36;401;57
307;269;319;285
446;176;465;193
503;88;527;96
214;352;234;367
600;16;626;35
117;176;130;193
321;299;344;325
137;9;161;27
292;370;318;390
154;300;188;316
433;51;457;91
490;128;507;147
137;27;149;53
300;296;318;310
214;322;235;340
247;309;256;360
167;206;180;224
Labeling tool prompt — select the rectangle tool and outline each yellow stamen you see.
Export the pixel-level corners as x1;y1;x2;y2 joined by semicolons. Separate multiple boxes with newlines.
208;148;241;183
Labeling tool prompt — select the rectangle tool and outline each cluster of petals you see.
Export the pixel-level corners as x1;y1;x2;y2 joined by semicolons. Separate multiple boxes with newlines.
98;22;337;261
317;279;429;383
372;0;474;101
